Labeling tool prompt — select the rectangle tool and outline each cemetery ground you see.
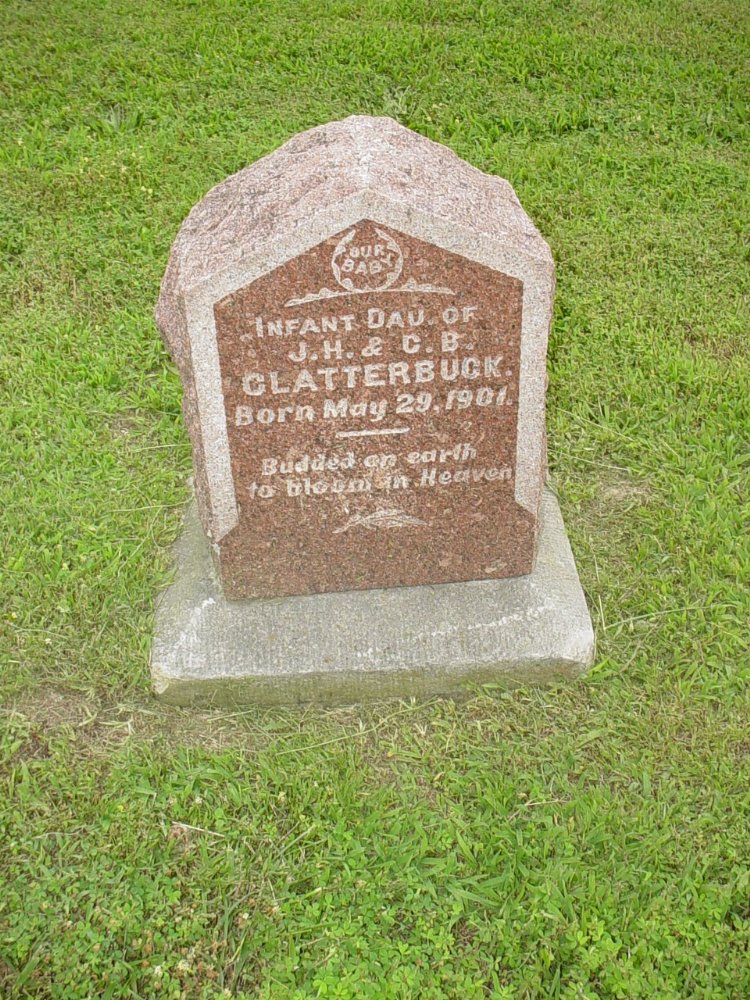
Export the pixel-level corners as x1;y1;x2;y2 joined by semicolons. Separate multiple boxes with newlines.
1;0;748;997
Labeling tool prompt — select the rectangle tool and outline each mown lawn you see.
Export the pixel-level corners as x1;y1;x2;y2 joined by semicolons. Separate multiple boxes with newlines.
1;0;749;997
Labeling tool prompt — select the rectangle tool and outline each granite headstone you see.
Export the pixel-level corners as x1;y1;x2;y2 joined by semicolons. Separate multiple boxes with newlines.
152;116;594;704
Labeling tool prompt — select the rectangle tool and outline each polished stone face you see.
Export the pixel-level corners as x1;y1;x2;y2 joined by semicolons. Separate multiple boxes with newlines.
157;116;555;601
212;220;533;598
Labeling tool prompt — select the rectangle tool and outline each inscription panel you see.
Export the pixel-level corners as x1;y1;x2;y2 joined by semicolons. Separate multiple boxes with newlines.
213;220;533;597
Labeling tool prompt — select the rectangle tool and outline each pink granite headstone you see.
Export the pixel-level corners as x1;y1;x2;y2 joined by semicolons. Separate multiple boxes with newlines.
156;116;555;599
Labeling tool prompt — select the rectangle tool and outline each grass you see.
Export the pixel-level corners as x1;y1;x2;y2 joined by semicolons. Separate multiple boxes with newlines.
0;0;748;996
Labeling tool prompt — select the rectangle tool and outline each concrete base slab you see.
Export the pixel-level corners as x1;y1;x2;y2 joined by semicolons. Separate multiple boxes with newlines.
151;489;595;707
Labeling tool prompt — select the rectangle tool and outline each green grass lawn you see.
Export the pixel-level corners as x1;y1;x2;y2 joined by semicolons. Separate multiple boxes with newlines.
1;0;749;996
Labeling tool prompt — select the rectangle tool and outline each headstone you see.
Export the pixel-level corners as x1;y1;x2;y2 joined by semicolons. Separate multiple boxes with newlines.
153;116;594;704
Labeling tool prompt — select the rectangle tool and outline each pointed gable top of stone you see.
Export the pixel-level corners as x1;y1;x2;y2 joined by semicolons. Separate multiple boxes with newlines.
157;116;552;356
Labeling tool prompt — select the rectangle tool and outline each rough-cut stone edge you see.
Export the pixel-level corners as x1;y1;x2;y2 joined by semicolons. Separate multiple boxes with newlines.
157;116;552;304
155;117;555;545
151;488;594;708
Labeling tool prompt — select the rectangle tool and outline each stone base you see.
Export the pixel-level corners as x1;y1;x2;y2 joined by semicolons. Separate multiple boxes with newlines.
151;489;595;707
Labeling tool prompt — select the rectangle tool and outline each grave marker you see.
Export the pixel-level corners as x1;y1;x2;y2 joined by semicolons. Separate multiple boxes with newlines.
153;116;593;704
157;117;552;598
